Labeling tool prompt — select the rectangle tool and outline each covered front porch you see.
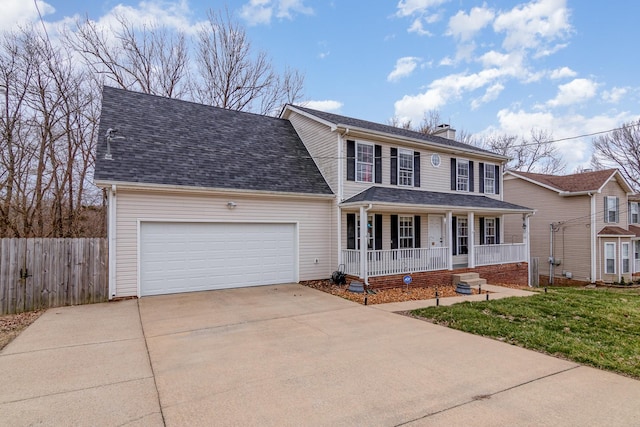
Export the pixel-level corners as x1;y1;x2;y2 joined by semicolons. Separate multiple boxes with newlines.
339;186;533;285
342;242;527;277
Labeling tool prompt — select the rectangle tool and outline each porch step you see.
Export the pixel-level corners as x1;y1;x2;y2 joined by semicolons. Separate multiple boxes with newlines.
452;273;487;288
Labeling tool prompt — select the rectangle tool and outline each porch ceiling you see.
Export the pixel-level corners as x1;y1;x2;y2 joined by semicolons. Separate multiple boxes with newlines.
340;186;534;215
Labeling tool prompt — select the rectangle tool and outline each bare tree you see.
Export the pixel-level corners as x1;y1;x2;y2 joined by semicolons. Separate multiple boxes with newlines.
591;120;640;191
66;14;190;98
476;129;565;174
192;8;304;115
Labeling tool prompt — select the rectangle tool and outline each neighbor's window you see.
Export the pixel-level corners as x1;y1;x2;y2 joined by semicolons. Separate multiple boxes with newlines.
457;217;468;254
484;165;495;195
622;243;630;274
605;196;619;223
398;148;414;186
605;242;616;274
457;160;469;192
356;142;374;183
484;218;496;245
399;216;414;249
629;202;640;224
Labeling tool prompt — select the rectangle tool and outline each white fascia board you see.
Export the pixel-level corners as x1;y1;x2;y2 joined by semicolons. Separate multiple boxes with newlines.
93;180;335;200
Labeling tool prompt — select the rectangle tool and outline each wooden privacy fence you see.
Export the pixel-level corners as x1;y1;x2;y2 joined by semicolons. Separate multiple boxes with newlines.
0;238;108;315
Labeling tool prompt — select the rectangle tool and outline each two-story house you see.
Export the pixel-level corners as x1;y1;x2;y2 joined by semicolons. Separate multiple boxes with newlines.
94;87;533;299
503;169;637;285
281;105;534;288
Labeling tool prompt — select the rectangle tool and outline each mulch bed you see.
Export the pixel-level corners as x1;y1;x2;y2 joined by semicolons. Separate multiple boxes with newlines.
301;279;499;305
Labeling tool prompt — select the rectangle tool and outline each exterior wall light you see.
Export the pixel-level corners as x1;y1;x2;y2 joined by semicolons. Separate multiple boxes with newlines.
227;201;237;209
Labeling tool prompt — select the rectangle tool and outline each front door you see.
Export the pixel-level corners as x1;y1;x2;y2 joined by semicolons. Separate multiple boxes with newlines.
428;215;444;247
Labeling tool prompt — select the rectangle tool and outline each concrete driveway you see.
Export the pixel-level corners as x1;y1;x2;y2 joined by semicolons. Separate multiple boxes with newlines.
1;283;639;426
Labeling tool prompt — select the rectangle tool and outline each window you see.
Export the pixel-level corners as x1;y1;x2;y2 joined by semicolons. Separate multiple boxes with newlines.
484;165;495;195
431;153;441;167
605;242;616;274
630;202;640;224
356;143;374;182
484;218;496;245
457;160;469;192
399;216;414;249
635;240;640;260
356;215;374;250
398;149;414;186
457;217;468;254
605;196;619;223
622;243;630;274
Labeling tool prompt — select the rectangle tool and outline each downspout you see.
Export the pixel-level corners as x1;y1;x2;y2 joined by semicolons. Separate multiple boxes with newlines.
589;193;597;283
360;203;373;286
108;185;117;299
549;223;554;285
337;132;344;268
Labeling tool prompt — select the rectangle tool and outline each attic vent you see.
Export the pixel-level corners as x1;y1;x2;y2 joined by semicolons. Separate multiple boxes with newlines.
434;124;456;141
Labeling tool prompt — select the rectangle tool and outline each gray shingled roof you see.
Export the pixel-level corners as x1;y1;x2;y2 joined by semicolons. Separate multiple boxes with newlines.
94;87;333;195
342;186;533;211
289;105;500;157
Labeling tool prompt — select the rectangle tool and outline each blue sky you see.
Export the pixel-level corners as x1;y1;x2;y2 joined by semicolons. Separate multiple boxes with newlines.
5;0;640;171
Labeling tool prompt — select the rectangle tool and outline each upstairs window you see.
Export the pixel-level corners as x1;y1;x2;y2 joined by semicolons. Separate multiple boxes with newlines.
457;160;469;192
356;142;374;182
484;165;495;195
629;202;640;224
398;149;414;186
605;196;619;223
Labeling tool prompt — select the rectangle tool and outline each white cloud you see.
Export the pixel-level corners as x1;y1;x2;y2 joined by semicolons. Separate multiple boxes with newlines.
493;0;572;55
471;83;504;110
396;0;449;17
240;0;312;26
547;78;598;107
407;18;432;36
394;67;515;121
1;0;55;30
447;6;494;42
549;66;576;79
387;57;421;82
602;87;627;104
240;0;273;26
302;100;343;112
276;0;313;19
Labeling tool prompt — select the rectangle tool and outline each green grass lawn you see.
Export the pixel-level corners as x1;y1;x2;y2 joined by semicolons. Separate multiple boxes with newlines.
411;287;640;379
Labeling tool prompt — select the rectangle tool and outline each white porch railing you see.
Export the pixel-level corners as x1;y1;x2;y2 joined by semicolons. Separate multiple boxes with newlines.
634;258;640;274
474;243;526;266
342;247;449;277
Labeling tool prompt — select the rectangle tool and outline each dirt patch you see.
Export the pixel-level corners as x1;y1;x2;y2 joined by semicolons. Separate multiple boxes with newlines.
0;311;44;351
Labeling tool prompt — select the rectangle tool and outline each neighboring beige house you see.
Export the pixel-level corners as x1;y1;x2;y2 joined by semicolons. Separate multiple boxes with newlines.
95;87;534;299
503;169;638;285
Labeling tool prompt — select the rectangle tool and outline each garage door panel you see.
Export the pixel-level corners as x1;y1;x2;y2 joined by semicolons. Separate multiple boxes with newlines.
140;222;296;296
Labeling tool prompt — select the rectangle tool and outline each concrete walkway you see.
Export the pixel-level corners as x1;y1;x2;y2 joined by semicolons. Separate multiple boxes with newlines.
1;283;639;426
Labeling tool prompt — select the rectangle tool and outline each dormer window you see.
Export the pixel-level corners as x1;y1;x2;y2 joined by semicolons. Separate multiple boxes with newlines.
605;196;619;223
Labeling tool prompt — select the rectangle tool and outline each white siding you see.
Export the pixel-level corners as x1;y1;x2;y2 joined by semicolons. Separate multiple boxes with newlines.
287;114;338;193
114;189;335;298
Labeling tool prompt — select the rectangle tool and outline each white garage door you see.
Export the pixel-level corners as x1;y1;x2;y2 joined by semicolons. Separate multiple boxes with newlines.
140;222;296;296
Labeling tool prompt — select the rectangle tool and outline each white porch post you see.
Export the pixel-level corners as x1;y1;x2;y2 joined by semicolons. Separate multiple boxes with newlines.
618;236;622;283
468;212;475;268
447;211;453;270
359;205;368;281
590;194;597;282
